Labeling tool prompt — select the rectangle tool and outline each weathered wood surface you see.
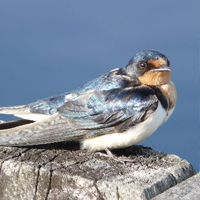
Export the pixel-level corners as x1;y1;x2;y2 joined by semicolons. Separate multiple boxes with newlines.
152;172;200;200
0;143;196;200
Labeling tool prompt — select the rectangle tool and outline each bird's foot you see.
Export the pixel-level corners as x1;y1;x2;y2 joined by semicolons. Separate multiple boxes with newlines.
96;148;134;165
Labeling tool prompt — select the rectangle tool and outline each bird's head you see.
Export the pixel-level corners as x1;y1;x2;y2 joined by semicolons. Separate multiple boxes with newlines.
125;50;171;86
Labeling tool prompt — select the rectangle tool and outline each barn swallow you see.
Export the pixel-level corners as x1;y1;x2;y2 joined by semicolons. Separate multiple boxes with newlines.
0;50;177;151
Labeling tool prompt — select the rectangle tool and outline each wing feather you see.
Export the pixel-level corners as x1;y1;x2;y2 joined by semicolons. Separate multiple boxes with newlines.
58;86;159;133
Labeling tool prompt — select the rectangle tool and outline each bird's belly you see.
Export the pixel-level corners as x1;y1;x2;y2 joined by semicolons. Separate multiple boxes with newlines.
81;102;166;151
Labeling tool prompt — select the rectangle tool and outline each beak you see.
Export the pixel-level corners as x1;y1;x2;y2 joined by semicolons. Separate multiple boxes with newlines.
151;65;171;72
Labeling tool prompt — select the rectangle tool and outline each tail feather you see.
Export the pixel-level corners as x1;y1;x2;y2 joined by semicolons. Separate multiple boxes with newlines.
0;105;30;115
0;105;49;121
0;113;86;146
0;119;34;130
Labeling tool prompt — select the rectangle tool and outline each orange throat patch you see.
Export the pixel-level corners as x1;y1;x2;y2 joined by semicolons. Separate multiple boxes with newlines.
138;70;171;86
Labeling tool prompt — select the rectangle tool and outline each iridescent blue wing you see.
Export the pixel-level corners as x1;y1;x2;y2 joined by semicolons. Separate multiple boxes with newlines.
58;85;159;134
29;93;68;115
28;68;135;116
0;68;136;122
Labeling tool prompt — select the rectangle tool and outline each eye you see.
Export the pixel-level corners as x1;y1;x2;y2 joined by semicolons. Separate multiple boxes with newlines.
139;61;147;68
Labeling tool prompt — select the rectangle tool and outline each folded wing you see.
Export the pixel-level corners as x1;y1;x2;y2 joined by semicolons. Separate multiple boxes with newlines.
0;86;158;146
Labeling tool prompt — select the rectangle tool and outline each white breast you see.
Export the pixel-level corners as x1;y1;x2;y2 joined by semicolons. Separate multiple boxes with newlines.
80;102;167;151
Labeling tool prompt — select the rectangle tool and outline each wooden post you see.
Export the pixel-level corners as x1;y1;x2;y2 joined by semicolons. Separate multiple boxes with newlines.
0;143;195;200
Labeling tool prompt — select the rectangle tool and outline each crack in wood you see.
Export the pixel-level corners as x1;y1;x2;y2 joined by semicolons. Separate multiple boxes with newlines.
45;168;53;200
94;178;105;200
33;165;41;200
116;185;120;200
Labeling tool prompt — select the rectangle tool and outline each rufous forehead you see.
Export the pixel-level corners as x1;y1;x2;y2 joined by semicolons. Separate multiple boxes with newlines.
147;58;167;68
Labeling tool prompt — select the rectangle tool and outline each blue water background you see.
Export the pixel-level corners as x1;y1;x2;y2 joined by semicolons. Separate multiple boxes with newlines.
0;1;199;171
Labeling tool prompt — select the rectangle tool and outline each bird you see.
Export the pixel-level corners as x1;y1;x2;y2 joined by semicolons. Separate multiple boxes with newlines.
0;50;177;151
